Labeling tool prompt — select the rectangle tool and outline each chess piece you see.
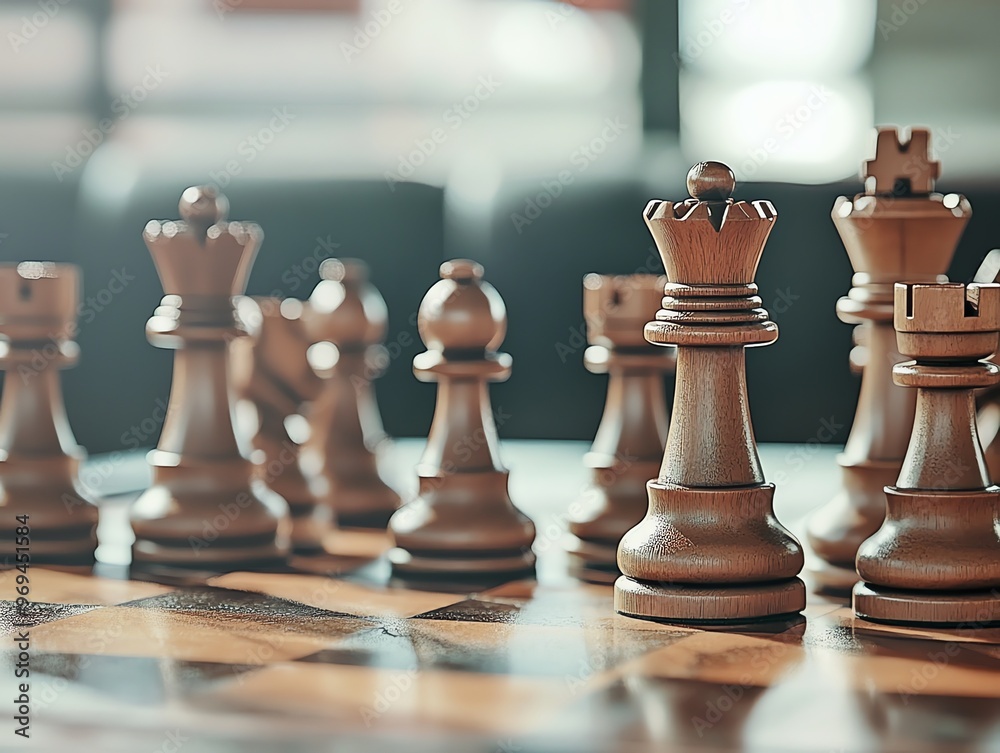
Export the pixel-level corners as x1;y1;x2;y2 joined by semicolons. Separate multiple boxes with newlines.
0;262;98;570
615;161;805;623
807;127;972;590
854;282;1000;625
231;297;332;554
388;259;535;580
130;187;290;573
300;259;400;529
566;273;673;584
972;250;1000;478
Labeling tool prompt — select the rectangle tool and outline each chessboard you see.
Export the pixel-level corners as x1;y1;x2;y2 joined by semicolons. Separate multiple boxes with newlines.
2;442;999;753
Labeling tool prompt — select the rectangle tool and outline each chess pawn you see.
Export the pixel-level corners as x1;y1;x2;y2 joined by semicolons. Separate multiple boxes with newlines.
615;161;805;623
566;273;673;584
130;187;290;572
854;282;1000;625
388;260;535;580
0;263;98;571
300;259;400;529
231;297;332;554
807;127;972;591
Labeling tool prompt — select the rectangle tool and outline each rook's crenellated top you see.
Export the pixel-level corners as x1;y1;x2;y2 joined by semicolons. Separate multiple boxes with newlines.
894;282;1000;364
584;273;666;350
0;262;79;344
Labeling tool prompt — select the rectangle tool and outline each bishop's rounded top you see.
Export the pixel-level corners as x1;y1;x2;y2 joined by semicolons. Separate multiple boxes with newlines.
418;259;505;353
320;258;368;284
303;258;388;347
686;161;735;201
179;185;229;232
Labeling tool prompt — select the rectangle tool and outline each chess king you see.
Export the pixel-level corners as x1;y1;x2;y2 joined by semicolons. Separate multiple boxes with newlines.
129;187;290;572
807;127;972;589
615;162;805;623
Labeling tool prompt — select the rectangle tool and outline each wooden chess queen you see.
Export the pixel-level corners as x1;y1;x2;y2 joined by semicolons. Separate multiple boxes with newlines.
854;282;1000;625
129;187;290;572
615;162;805;623
0;262;99;570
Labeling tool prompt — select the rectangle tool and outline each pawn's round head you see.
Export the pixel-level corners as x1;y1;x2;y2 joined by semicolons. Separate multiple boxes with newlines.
686;161;736;201
418;259;506;353
304;258;387;346
319;257;369;286
179;185;229;235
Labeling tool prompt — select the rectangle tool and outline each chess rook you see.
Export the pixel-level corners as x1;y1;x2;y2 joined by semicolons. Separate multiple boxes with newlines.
0;263;98;570
231;297;332;554
854;282;1000;625
807;126;972;591
567;273;673;584
615;161;805;623
388;260;535;581
301;259;400;529
129;187;290;573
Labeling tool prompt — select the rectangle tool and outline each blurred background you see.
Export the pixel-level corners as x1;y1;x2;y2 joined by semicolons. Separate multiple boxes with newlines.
1;0;999;454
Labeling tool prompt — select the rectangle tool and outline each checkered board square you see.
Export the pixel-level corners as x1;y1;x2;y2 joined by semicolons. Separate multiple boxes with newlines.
0;529;998;753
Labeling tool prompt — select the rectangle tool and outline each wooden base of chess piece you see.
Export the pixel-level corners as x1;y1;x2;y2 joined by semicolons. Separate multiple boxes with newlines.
129;188;290;574
854;282;1000;626
0;263;98;571
566;274;672;585
614;163;805;624
303;259;400;530
807;127;971;592
232;297;332;555
388;260;535;583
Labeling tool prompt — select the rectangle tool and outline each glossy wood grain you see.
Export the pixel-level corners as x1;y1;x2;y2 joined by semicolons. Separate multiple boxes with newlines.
808;127;971;592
